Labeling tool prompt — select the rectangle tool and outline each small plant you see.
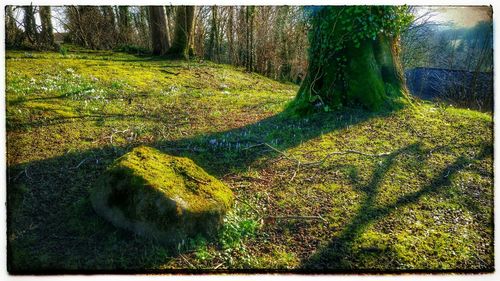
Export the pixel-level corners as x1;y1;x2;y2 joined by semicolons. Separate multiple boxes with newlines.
59;46;68;56
219;211;259;249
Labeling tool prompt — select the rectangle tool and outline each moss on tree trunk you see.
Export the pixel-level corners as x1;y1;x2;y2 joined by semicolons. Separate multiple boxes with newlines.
293;6;411;114
168;6;195;59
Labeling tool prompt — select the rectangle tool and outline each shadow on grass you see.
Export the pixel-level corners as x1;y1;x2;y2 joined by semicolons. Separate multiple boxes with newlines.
299;142;492;272
7;102;493;273
7;107;387;273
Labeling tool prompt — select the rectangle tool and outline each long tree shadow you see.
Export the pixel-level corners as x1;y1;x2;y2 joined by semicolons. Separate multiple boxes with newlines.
299;142;492;272
154;108;391;177
7;106;390;273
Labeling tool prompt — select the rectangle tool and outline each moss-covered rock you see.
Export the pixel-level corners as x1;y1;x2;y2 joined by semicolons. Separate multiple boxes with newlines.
90;146;234;246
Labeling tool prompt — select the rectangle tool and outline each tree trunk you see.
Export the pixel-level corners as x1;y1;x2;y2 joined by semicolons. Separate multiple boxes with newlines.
118;6;132;44
294;7;408;113
227;6;235;64
39;6;55;47
168;6;195;59
208;6;218;62
6;6;23;48
148;6;169;55
164;6;174;44
134;7;150;49
245;6;255;72
23;5;38;45
101;6;117;48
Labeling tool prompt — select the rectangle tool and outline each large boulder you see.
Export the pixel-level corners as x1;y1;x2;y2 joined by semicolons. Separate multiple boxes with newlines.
90;146;233;246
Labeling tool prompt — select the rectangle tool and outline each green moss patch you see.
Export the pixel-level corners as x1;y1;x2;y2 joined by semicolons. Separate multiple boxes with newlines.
90;146;234;246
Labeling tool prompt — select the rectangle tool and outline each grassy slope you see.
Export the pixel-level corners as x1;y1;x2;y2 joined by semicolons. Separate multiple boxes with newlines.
6;47;493;272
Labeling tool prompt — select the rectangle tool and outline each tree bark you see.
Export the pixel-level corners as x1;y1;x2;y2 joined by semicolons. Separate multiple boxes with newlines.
168;6;195;59
208;6;218;62
39;6;55;47
23;5;38;45
245;6;255;72
148;6;169;55
227;6;235;64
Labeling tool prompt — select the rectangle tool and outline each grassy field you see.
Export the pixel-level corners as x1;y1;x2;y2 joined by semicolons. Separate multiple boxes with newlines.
6;46;494;273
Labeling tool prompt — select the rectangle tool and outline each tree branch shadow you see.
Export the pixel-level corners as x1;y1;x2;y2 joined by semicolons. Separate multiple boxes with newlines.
299;142;492;272
7;107;391;272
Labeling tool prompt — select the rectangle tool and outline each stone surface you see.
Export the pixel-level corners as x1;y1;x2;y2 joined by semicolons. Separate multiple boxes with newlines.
90;146;233;245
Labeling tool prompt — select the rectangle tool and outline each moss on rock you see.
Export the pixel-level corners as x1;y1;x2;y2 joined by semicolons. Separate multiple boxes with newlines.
90;146;234;246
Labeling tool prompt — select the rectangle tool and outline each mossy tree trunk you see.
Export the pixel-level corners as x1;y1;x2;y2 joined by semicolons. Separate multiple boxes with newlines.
149;6;170;55
295;6;410;113
208;6;219;62
23;5;38;45
39;6;55;47
168;6;195;59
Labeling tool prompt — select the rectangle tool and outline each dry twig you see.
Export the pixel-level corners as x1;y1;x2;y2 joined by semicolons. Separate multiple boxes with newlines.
180;253;196;269
244;142;392;181
265;215;327;222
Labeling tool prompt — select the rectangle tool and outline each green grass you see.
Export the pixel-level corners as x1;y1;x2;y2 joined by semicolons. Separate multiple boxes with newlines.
6;46;493;272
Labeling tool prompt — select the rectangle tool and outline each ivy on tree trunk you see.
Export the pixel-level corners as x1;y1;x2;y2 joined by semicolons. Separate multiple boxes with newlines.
293;6;412;113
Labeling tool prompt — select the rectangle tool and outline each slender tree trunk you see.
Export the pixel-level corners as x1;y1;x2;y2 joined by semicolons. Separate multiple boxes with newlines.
245;7;251;71
227;6;235;64
134;7;150;49
244;6;255;72
118;6;132;44
249;7;254;72
39;6;55;47
165;6;174;44
101;6;117;48
168;6;195;59
148;6;169;55
208;6;218;62
237;7;246;66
